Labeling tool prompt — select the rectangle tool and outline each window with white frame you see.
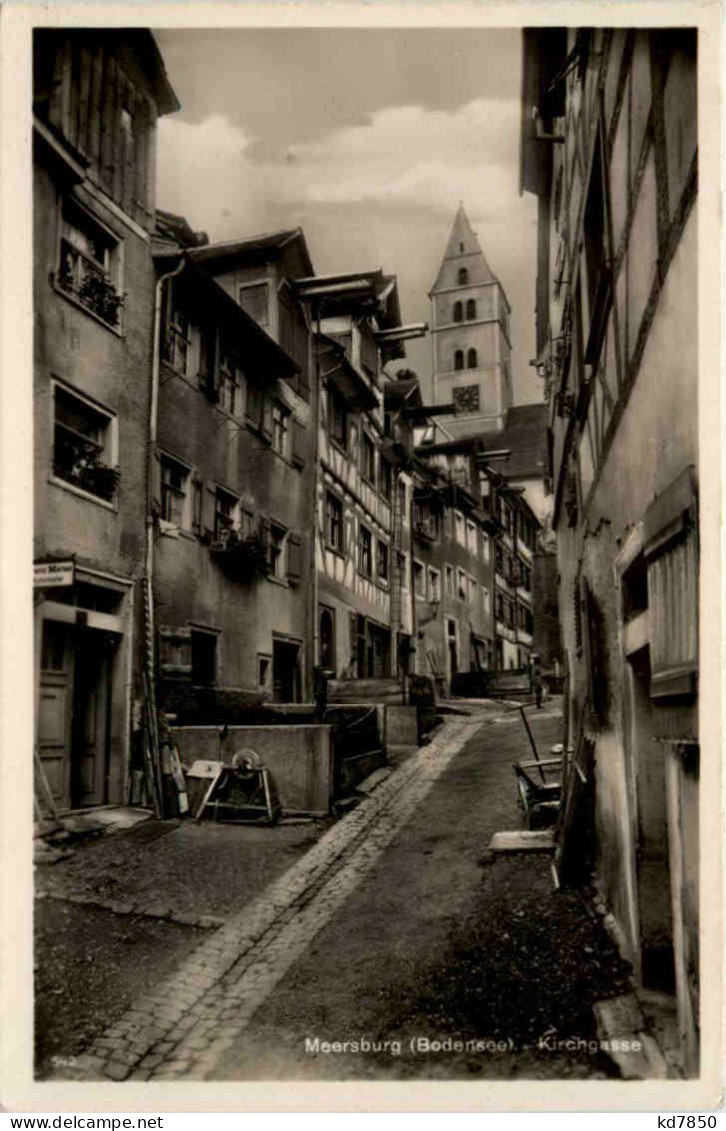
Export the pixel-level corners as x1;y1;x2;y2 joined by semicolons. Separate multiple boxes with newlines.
238;282;269;327
214;487;238;542
160;455;191;527
52;383;118;502
272;402;289;457
466;519;478;556
428;568;441;603
454;511;466;546
58;198;122;328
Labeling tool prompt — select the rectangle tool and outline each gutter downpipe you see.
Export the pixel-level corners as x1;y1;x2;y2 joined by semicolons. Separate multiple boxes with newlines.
143;254;185;811
310;300;323;693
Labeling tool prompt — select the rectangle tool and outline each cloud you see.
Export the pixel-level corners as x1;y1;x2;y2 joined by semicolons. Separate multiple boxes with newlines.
156;99;539;403
158;98;521;230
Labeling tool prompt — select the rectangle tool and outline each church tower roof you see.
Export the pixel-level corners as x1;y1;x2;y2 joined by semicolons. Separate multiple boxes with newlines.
430;203;501;295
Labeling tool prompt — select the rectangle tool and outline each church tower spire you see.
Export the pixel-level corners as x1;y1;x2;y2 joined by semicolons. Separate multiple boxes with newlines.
429;205;513;437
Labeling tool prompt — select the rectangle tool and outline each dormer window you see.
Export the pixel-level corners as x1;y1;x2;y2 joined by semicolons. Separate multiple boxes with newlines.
238;282;269;327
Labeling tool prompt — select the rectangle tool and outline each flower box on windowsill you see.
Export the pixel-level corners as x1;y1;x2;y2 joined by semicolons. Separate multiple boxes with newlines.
209;529;269;582
53;462;120;504
58;270;124;329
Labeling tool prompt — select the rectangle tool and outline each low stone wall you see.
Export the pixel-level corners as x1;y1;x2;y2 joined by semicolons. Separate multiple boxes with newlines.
170;725;334;815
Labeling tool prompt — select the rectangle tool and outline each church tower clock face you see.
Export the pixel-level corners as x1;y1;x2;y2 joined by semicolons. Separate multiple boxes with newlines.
429;204;513;439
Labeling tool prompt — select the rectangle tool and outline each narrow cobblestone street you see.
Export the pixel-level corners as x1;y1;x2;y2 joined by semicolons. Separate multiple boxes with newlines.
45;701;631;1084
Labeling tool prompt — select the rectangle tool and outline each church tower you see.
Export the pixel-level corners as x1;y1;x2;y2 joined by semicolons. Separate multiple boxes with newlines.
429;204;513;437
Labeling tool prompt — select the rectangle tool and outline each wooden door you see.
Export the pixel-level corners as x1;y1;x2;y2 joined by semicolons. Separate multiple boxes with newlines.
72;631;111;808
628;649;675;991
37;622;74;810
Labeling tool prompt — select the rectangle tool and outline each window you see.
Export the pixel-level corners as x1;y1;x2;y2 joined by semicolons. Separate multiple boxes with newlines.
466;520;478;556
164;294;192;375
482;586;490;616
238;283;269;327
454;511;466;546
380;459;393;502
120;106;133;140
445;564;454;597
358;524;373;577
413;560;425;597
398;481;407;520
246;381;266;433
191;629;217;686
269;523;287;580
160;455;189;527
278;289;310;397
482;533;490;563
361;431;376;485
328;387;348;449
496;593;503;621
457;267;469;285
58;199;122;328
219;347;241;416
466;298;477;320
428;568;441;603
53;384;117;502
214;487;238;542
397;551;409;589
360;325;379;378
467;348;478;368
272;402;289;457
454;349;464;371
453;301;463;323
376;540;389;582
325;492;344;552
457;569;467;600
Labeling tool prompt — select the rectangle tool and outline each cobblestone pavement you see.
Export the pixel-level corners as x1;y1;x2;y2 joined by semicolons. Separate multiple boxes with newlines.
58;714;484;1082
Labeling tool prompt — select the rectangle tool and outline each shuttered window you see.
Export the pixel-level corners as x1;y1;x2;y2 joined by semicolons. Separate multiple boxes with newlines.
644;467;698;699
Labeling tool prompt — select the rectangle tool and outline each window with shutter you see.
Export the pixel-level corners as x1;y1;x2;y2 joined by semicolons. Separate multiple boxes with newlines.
644;467;698;699
287;532;303;585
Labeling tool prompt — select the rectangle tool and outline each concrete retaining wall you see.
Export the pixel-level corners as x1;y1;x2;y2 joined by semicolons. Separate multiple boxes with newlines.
171;725;334;815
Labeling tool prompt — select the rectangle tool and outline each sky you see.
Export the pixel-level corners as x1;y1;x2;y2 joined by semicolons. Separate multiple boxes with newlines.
154;28;542;405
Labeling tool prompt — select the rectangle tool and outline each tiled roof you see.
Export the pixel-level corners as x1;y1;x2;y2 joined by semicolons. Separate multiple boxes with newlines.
479;403;548;480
